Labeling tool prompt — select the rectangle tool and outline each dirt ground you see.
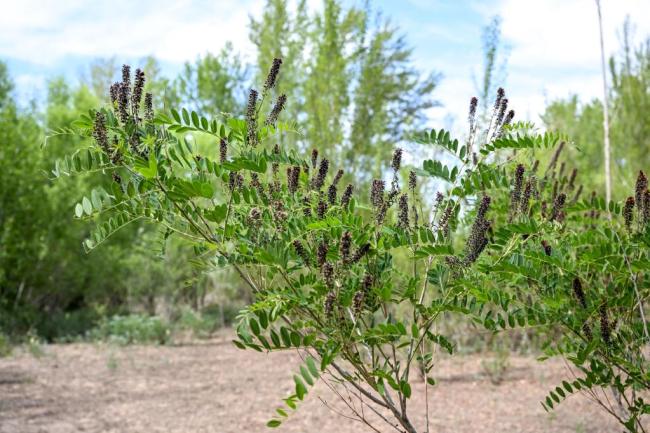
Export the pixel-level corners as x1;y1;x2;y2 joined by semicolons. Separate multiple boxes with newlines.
0;330;625;433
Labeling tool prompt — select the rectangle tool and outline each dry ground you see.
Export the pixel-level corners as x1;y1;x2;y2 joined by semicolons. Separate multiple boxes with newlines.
0;330;625;433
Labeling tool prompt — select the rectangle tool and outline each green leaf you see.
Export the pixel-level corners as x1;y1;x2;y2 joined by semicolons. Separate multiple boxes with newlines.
306;357;319;378
400;381;412;398
249;318;260;335
267;420;282;428
294;375;307;400
74;203;84;218
82;197;93;216
300;366;314;386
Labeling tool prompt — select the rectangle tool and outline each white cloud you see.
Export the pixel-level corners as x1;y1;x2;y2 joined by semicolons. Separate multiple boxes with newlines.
2;0;650;128
491;0;650;122
0;0;262;65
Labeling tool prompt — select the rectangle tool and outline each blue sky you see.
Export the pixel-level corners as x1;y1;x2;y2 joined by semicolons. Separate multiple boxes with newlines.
2;0;649;131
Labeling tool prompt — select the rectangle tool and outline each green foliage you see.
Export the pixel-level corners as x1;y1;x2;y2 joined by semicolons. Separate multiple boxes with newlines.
543;28;650;201
88;315;170;345
62;53;650;432
250;0;439;181
0;333;12;358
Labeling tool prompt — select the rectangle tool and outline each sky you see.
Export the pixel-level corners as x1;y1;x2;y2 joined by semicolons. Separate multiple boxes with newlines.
2;0;649;131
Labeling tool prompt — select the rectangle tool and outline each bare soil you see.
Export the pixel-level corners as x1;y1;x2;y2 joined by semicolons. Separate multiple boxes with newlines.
0;330;622;433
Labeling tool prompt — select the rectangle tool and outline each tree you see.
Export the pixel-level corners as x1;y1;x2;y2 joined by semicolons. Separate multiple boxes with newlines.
542;25;650;201
250;0;439;179
173;43;250;116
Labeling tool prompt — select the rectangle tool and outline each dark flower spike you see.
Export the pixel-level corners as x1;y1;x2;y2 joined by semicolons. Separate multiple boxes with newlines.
572;277;587;309
572;185;583;203
494;88;505;112
376;203;388;225
121;64;131;88
322;262;334;289
599;304;611;346
550;193;566;222
263;58;283;92
340;231;352;263
341;184;354;208
623;197;635;231
110;83;120;105
463;195;491;265
635;171;647;217
131;68;145;118
568;168;578;190
392;148;403;172
327;184;337;205
353;290;364;315
531;159;540;173
541;240;552;256
332;169;344;186
520;178;533;215
302;196;312;217
643;190;650;226
288;166;300;194
438;204;453;235
324;290;336;317
469;96;478;126
313;158;329;190
117;83;130;124
144;93;154;122
371;179;385;208
510;164;525;218
468;96;479;155
292;240;310;266
248;208;261;222
317;199;328;219
311;149;319;168
503;109;515;126
92;111;110;155
265;94;287;126
219;138;228;163
547;141;565;173
317;241;328;267
361;273;374;292
582;323;593;341
228;172;237;191
408;171;417;191
398;194;409;229
350;243;370;264
246;89;259;147
496;98;508;127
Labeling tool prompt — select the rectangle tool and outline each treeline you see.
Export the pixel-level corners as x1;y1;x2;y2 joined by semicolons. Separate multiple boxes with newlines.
1;2;649;342
0;0;439;340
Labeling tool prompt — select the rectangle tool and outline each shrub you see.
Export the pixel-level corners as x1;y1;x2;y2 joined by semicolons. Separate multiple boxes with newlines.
59;61;650;432
88;314;170;345
0;333;12;357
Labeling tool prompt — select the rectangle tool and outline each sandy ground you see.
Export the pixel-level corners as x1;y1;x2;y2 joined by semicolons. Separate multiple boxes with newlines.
0;330;625;433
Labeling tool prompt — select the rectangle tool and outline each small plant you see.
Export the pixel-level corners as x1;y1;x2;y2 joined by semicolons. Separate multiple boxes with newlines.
25;332;45;358
481;344;510;385
58;59;650;432
0;332;12;358
88;314;170;345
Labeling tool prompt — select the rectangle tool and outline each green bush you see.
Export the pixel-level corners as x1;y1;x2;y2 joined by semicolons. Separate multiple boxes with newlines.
0;333;12;357
62;60;650;432
88;314;170;345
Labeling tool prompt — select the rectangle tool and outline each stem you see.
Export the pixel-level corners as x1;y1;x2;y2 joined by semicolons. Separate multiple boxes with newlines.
595;0;612;209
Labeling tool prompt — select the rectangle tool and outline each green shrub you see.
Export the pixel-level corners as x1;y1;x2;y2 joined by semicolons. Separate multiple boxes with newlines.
88;314;170;345
0;333;12;357
61;60;650;432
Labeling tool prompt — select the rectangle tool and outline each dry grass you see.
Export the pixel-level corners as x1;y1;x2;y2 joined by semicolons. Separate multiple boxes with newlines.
0;330;622;433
